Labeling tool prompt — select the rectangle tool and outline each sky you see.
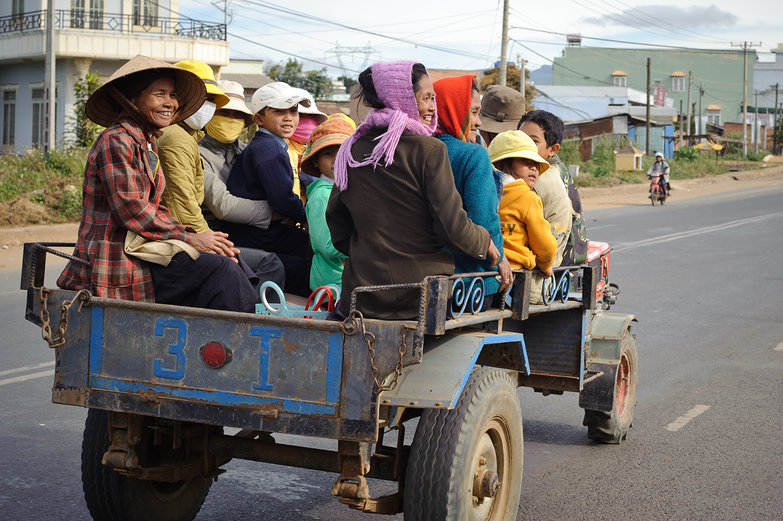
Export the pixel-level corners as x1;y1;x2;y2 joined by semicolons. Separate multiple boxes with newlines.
176;0;783;78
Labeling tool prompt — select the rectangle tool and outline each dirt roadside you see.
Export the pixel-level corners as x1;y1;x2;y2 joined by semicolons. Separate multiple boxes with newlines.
3;164;783;273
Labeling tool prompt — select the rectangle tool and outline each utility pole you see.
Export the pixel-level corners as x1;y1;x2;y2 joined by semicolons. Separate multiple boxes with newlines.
686;71;692;138
754;89;759;153
732;41;761;158
774;83;779;155
646;57;651;155
698;83;704;136
691;102;696;146
519;55;526;109
44;0;56;155
679;99;684;148
498;0;509;86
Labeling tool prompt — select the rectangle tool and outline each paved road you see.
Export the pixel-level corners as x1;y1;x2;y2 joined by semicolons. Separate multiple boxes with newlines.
1;183;782;520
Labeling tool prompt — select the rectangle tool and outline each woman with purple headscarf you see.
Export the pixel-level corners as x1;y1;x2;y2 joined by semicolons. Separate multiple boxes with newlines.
326;61;501;320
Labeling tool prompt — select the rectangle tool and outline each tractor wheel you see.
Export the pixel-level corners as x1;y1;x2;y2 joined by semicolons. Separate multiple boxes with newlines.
582;332;639;443
81;409;213;521
404;368;523;521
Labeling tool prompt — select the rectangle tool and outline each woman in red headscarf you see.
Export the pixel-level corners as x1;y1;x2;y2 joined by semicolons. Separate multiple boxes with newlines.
432;75;511;302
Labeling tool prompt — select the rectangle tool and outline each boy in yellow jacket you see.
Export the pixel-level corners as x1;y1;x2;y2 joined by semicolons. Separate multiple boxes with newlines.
488;130;557;303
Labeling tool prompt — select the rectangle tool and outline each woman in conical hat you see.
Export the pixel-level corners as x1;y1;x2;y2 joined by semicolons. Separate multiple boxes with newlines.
58;55;260;312
326;61;502;320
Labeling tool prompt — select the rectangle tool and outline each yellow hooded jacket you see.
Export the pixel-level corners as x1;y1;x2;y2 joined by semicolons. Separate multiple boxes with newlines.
499;180;557;272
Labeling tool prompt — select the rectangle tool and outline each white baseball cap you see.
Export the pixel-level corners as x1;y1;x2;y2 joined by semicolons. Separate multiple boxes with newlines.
251;82;311;114
293;88;328;123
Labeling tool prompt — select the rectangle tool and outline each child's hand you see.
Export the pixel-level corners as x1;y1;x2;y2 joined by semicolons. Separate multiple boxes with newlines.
541;267;554;277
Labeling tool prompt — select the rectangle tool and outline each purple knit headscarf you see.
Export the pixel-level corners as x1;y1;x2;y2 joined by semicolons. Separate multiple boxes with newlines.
334;61;438;191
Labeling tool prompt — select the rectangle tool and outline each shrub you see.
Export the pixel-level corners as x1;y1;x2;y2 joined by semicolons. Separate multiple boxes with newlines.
674;147;698;161
66;72;103;147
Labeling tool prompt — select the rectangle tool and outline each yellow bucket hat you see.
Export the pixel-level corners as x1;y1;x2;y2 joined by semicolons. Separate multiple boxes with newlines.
174;60;229;109
487;130;550;173
328;112;357;130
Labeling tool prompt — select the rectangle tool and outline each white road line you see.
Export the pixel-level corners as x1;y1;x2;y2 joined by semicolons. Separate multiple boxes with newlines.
774;342;783;351
0;369;54;386
666;404;711;432
0;360;55;378
613;213;781;253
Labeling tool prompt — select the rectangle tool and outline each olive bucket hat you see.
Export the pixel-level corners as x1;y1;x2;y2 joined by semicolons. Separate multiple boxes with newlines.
86;54;206;128
479;85;526;134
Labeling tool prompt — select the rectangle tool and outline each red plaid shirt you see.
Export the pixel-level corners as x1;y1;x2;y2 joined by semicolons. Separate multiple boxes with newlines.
57;117;189;302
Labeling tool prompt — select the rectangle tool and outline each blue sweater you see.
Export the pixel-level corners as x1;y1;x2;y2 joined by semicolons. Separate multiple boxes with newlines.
436;134;504;295
226;129;306;222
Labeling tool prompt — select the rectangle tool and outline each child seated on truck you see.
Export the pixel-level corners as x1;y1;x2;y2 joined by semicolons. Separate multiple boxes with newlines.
518;110;589;265
299;117;354;291
488;130;557;304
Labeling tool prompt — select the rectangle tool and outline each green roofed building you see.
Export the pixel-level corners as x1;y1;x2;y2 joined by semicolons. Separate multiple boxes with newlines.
552;42;754;131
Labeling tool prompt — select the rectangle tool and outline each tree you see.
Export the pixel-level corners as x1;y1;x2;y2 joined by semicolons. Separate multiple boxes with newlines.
338;75;358;93
267;58;334;100
480;64;536;112
66;72;103;147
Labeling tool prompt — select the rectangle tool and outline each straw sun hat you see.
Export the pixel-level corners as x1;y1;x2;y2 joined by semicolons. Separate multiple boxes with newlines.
299;117;354;176
216;79;254;125
86;54;206;128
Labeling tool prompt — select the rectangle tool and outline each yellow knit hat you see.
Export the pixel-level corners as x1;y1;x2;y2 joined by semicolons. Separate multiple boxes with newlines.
174;60;229;109
487;130;550;173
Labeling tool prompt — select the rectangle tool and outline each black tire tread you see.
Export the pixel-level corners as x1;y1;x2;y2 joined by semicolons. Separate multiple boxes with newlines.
404;368;523;521
80;409;212;521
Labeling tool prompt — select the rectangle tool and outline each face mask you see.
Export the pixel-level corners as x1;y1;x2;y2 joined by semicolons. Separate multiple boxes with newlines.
290;115;320;144
183;100;216;130
205;115;247;144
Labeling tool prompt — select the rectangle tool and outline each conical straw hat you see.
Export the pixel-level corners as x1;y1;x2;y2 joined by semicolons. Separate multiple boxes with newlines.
86;54;206;128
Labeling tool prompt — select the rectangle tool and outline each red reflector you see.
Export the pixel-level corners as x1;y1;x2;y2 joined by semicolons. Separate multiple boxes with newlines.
200;341;231;368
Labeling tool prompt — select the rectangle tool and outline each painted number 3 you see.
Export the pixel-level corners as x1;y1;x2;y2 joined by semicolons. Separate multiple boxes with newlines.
153;318;187;379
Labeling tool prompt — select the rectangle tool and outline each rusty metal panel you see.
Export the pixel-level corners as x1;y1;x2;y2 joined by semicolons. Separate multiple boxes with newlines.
378;332;525;409
89;304;344;417
505;307;586;378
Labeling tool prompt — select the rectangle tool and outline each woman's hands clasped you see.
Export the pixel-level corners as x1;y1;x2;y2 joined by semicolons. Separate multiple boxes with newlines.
188;231;240;262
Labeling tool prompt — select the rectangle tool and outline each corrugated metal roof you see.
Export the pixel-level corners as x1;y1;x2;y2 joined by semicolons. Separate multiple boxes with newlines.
219;72;273;90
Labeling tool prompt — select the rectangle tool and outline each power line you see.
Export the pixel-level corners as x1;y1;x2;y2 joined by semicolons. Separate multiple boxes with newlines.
510;25;745;54
236;0;493;61
510;38;615;87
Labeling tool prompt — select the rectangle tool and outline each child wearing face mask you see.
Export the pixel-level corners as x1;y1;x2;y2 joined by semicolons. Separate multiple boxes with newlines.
488;130;557;304
299;117;354;290
285;88;327;204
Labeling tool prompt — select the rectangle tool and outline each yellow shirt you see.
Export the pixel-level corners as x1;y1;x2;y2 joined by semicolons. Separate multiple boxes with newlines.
498;180;557;271
285;139;307;202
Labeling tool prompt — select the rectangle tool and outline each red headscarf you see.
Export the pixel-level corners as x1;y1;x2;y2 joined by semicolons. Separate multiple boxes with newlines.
433;75;474;142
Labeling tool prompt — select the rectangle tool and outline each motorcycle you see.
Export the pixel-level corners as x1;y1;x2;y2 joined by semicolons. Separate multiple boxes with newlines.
648;173;666;206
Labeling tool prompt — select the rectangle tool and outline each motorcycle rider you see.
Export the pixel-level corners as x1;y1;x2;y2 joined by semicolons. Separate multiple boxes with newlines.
647;152;670;196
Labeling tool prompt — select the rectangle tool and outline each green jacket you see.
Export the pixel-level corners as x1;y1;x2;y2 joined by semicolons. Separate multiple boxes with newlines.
306;178;346;291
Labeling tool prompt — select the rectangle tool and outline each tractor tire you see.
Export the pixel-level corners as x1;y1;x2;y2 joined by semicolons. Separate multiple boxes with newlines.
583;332;639;443
81;409;212;521
404;368;523;521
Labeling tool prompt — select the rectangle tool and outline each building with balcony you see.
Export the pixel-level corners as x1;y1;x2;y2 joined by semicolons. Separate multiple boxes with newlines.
0;0;228;153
